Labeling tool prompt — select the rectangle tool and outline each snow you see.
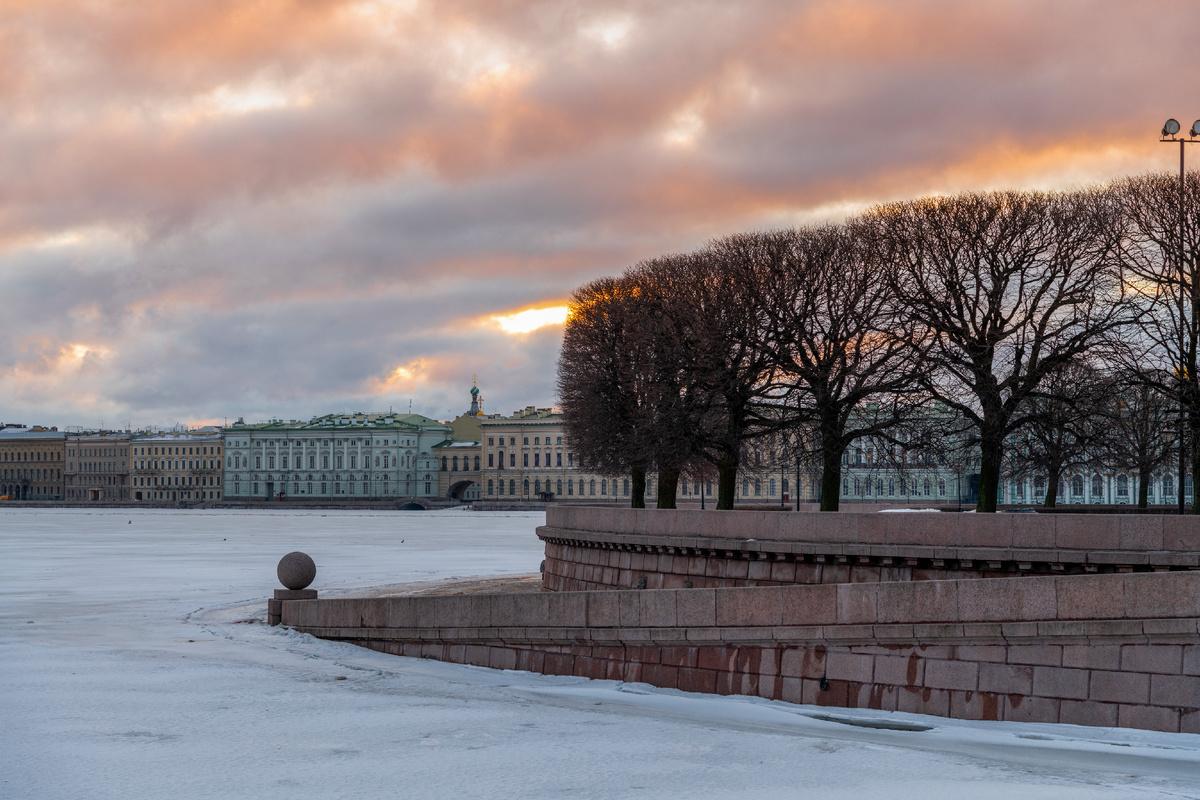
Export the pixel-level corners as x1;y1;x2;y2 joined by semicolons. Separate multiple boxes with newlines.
2;508;1198;799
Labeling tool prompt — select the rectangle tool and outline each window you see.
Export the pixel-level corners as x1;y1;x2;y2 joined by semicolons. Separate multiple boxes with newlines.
509;479;516;495
888;479;895;497
452;456;459;471
1117;474;1129;498
938;479;946;496
923;478;931;496
556;437;562;445
523;479;530;495
1091;474;1103;497
556;453;562;467
567;479;574;495
523;437;529;445
255;456;261;469
323;455;329;469
742;479;749;495
1164;475;1175;496
1072;475;1084;497
534;479;541;493
769;479;776;496
510;453;516;467
510;438;515;446
489;453;495;467
523;454;529;467
567;453;574;467
600;480;607;495
534;437;540;445
623;479;629;496
488;479;494;494
309;455;316;469
474;456;480;470
589;479;596;496
534;453;540;467
754;479;761;496
488;438;494;446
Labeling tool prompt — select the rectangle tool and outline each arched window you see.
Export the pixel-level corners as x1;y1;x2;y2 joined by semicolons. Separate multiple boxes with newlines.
1072;475;1083;497
534;479;541;493
323;455;329;469
1092;474;1103;497
1034;475;1046;496
1116;474;1129;498
769;478;775;496
556;479;563;495
497;480;504;495
742;479;749;495
452;456;459;471
391;456;396;467
938;479;946;496
474;456;480;470
600;480;607;495
1187;474;1194;496
754;479;761;496
488;479;494;495
923;478;931;496
877;479;884;496
589;479;596;496
567;479;574;495
888;478;895;497
441;456;448;471
509;479;516;495
623;479;629;496
523;479;530;495
310;455;317;469
1163;475;1175;496
854;478;860;495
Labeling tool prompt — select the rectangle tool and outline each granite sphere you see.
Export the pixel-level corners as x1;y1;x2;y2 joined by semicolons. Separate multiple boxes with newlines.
277;551;316;590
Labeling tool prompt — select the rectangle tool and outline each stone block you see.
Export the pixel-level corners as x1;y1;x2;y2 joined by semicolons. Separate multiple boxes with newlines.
1082;619;1144;639
955;645;1006;662
872;654;919;686
1036;620;1088;639
676;589;717;627
1090;670;1150;704
956;515;1013;548
779;584;838;626
1055;574;1124;620
1150;673;1200;707
1006;644;1062;666
1121;644;1183;674
876;579;958;624
1118;704;1179;733
897;686;951;717
678;667;718;694
951;690;1002;721
1056;515;1118;550
1033;666;1089;700
715;587;782;627
836;583;877;625
957;577;1056;622
273;588;318;601
618;591;641;627
1143;618;1198;637
1124;572;1200;619
769;561;797;583
1118;517;1164;551
780;646;827;680
1162;516;1200;552
1058;700;1118;728
979;662;1032;695
585;592;620;627
1185;645;1200;676
924;659;978;692
1062;644;1121;671
779;675;804;704
1011;515;1056;549
638;590;677;627
1003;694;1059;724
489;648;518;671
826;651;874;684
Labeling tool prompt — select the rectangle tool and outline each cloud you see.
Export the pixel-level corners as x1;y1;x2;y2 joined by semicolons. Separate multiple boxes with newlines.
1;0;1197;427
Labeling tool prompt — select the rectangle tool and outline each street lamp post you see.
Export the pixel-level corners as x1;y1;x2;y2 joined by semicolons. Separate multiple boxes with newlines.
1160;118;1200;514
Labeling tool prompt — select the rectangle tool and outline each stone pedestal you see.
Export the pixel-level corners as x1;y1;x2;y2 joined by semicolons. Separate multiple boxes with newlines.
268;588;318;626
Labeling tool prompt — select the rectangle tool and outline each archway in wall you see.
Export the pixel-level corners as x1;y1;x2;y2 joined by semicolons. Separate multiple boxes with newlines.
448;480;479;502
398;499;431;510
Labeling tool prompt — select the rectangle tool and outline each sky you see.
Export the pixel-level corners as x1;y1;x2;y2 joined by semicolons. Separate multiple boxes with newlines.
2;0;1199;431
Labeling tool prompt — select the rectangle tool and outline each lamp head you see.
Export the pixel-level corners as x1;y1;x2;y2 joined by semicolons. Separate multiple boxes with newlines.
1191;120;1200;138
1163;118;1181;137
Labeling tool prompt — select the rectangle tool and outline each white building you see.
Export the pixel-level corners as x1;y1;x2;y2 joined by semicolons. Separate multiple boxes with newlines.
222;412;448;502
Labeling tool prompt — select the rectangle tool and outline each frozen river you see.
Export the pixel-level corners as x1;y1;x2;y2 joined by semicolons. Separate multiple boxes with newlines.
2;508;1198;799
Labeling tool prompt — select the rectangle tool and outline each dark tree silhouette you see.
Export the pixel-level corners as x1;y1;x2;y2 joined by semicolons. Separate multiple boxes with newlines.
875;188;1135;512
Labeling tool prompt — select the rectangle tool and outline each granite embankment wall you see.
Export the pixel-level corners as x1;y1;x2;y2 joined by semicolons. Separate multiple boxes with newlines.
539;507;1200;590
283;571;1200;732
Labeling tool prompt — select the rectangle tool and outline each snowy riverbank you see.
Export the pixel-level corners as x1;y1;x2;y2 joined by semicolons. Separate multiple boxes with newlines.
2;508;1197;799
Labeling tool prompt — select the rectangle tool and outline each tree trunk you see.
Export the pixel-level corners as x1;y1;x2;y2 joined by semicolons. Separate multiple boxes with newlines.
1043;466;1059;509
656;464;680;509
716;453;738;510
1137;465;1150;509
819;411;842;512
630;466;646;509
977;431;1003;513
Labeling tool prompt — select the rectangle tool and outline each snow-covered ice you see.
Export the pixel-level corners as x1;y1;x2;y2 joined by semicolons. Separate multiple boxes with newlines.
2;508;1198;799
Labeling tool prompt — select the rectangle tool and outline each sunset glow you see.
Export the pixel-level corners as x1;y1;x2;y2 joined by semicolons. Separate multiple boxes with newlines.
492;306;570;334
0;1;1195;427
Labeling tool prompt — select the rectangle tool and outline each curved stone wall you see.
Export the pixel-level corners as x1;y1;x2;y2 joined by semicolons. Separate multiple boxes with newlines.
538;507;1200;591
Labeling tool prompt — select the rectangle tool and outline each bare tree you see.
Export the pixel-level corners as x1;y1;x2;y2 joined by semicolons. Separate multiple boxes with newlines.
874;188;1135;512
634;250;777;509
1004;358;1110;508
1112;172;1200;511
720;224;928;510
1098;367;1178;509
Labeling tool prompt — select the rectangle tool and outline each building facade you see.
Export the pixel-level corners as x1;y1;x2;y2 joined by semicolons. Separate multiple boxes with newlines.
130;430;224;502
0;428;67;500
222;412;448;501
65;432;131;501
